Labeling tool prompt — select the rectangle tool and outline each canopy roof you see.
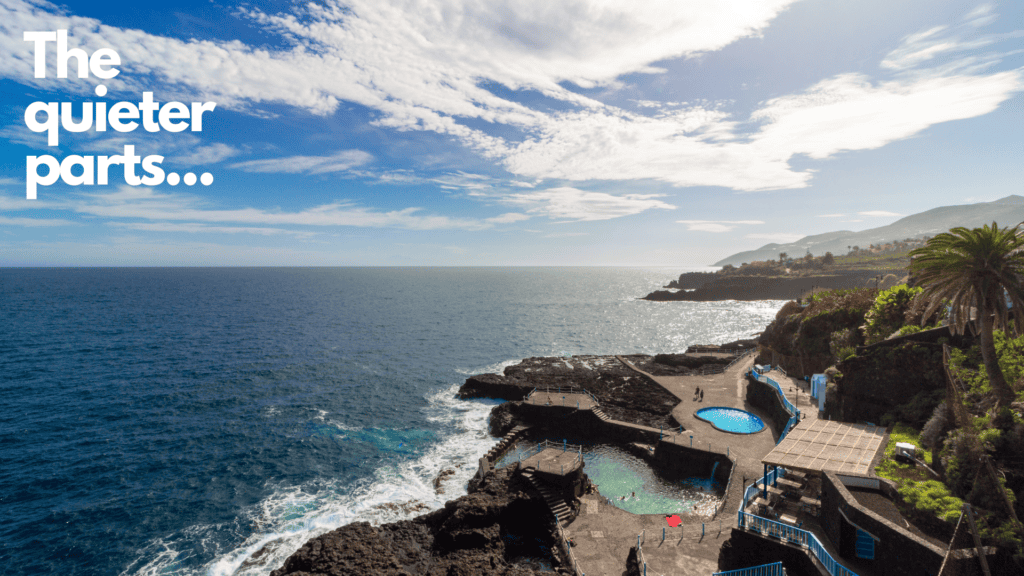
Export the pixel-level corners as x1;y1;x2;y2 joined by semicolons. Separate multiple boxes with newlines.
762;419;888;476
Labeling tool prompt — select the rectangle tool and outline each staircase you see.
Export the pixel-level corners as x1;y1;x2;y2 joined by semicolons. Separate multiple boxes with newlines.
484;425;530;462
591;407;611;421
521;469;573;527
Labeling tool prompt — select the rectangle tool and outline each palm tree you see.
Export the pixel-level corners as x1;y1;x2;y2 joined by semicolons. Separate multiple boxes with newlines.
910;222;1024;407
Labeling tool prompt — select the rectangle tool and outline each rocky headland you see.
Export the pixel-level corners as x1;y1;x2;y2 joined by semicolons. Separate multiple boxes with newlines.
270;345;752;576
270;465;555;576
644;270;883;301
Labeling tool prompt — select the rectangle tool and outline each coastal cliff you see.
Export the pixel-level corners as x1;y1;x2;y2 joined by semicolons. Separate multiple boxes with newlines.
644;271;882;301
270;466;556;576
271;350;746;576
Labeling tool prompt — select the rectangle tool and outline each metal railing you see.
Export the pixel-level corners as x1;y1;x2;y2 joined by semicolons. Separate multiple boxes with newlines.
636;530;649;575
525;386;600;407
750;370;801;442
554;513;585;576
724;348;756;371
713;561;785;576
739;467;786;513
712;455;737;520
738;512;858;576
519;439;583;474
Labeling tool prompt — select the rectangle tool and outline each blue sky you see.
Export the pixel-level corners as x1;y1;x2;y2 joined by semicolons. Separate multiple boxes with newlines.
1;0;1022;266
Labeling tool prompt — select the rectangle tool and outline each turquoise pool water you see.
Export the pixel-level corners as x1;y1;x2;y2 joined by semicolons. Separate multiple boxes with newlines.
496;442;723;516
695;407;765;434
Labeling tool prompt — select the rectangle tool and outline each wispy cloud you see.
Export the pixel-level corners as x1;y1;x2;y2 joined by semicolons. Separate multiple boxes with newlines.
107;222;316;237
0;0;1020;194
229;150;373;174
677;220;764;232
0;215;76;226
745;232;804;243
858;210;902;217
507;187;675;221
485;212;531;224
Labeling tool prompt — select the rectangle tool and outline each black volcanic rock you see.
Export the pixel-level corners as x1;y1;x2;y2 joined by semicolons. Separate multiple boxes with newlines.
270;468;552;576
652;354;730;369
665;272;717;289
460;355;724;429
459;373;532;401
643;272;881;301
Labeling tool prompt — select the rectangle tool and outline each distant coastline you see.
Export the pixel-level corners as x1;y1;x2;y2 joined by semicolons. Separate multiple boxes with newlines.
642;270;884;301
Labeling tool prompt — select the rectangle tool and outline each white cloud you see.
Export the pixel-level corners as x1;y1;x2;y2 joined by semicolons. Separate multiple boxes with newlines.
677;219;764;232
65;187;498;231
858;210;902;217
0;123;240;166
229;150;373;174
745;232;804;243
485;212;531;224
0;215;76;226
0;0;1020;193
507;187;675;221
545;232;589;237
107;222;315;237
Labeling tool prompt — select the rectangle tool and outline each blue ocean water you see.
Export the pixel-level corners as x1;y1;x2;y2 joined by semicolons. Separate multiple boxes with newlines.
0;268;783;576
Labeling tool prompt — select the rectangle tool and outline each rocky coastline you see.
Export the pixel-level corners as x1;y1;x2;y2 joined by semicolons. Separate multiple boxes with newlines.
644;270;883;301
270;343;755;576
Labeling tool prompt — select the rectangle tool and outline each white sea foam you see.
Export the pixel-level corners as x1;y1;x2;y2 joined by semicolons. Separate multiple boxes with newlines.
125;383;500;576
454;357;521;376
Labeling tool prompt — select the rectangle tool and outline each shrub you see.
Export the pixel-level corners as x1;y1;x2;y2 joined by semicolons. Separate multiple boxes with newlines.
921;403;950;450
941;429;984;498
948;331;1024;399
862;284;923;345
898;480;964;523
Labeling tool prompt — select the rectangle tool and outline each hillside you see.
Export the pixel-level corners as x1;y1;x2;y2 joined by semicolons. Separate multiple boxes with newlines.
714;195;1024;267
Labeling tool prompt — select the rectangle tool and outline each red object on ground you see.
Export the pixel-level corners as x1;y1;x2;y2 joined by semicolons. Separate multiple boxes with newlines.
666;514;682;527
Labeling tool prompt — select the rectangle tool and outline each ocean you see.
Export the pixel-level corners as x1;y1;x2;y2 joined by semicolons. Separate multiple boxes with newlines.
0;267;784;576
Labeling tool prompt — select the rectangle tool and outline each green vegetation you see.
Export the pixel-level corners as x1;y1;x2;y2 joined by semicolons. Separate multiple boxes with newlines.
862;284;924;345
879;423;932;468
898;480;964;524
877;424;964;523
949;330;1024;401
910;222;1024;408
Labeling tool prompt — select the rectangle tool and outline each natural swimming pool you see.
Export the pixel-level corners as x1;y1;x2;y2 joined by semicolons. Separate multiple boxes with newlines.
695;407;765;434
496;441;723;516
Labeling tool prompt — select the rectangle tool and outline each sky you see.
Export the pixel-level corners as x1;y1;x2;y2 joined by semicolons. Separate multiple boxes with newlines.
0;0;1022;266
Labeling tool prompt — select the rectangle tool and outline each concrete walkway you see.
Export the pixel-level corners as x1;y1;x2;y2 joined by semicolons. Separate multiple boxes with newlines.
556;356;816;576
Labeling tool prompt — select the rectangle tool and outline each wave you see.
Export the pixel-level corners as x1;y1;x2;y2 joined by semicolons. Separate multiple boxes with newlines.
123;383;501;576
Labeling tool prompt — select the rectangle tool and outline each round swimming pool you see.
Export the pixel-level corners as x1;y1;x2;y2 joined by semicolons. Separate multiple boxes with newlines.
695;407;765;434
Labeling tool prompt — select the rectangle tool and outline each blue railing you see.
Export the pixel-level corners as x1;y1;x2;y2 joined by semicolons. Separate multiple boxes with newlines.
739;467;786;512
737;511;859;576
749;370;801;442
713;561;784;576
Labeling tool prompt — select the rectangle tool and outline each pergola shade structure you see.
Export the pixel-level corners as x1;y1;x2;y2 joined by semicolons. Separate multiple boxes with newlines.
762;420;888;476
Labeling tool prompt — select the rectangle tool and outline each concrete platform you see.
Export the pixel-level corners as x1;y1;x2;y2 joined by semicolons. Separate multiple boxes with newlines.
521;447;583;476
